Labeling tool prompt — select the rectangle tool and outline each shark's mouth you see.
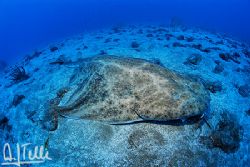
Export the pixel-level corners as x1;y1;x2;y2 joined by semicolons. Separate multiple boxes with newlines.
110;112;205;126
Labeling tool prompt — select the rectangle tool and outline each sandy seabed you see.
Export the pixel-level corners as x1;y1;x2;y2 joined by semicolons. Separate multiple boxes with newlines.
0;25;250;167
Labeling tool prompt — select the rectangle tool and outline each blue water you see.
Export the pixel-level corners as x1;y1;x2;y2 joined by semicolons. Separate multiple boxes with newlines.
1;1;250;166
0;0;250;63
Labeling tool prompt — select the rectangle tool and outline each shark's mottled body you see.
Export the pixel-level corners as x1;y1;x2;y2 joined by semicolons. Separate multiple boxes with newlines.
54;55;210;125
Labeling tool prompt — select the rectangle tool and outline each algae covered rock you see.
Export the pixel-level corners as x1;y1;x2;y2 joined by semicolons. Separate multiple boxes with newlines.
199;112;242;153
55;55;210;124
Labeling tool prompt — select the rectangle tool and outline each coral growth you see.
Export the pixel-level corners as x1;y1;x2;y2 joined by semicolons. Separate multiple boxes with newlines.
9;66;29;83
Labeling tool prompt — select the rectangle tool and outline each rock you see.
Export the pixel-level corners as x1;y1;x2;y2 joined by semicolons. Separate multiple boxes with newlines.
25;110;37;123
240;65;250;73
216;40;224;45
245;109;250;116
219;52;240;63
113;38;120;42
236;68;241;72
24;51;43;63
204;81;222;93
200;112;242;153
156;28;167;33
31;51;42;59
12;94;25;107
0;116;9;130
0;115;12;140
165;36;170;40
201;48;211;53
95;36;103;39
131;41;140;48
214;60;221;65
50;55;70;65
177;35;185;40
238;84;250;97
165;34;172;40
53;55;210;125
219;53;230;62
231;44;237;48
50;46;59;52
184;54;202;65
230;52;241;64
192;44;202;50
99;50;107;55
242;49;250;58
165;33;173;37
232;52;240;58
172;42;185;47
209;47;221;51
137;29;143;34
146;34;153;37
213;64;224;74
104;38;111;43
186;37;194;42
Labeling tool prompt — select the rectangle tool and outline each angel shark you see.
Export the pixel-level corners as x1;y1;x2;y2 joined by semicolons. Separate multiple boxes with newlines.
49;55;210;127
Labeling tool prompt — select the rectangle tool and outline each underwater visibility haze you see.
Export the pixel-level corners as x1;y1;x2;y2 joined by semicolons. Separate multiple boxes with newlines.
0;0;250;167
1;0;250;63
